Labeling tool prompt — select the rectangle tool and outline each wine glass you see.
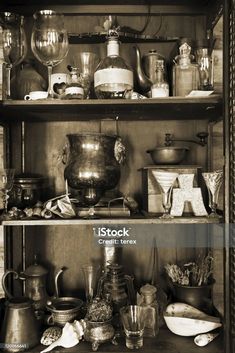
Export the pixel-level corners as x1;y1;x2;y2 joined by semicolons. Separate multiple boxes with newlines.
202;169;223;218
0;169;15;213
152;170;178;219
0;12;27;99
31;10;69;99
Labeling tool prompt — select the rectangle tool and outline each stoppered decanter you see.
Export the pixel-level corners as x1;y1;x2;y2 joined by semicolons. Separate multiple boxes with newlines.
94;30;133;99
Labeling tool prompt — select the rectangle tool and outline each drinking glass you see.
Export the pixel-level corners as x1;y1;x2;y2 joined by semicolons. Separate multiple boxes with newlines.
81;264;100;304
0;169;15;212
202;169;223;218
152;170;178;219
73;52;99;98
0;12;27;99
120;305;147;349
31;10;69;99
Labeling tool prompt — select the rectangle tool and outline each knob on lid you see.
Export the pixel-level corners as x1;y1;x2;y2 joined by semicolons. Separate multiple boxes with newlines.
24;254;48;277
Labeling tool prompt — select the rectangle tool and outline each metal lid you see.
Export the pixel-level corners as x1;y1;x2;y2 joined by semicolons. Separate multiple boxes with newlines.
140;283;157;296
24;255;48;277
14;173;45;184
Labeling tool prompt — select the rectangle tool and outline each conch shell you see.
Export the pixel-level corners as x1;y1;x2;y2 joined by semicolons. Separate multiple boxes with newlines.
40;320;84;353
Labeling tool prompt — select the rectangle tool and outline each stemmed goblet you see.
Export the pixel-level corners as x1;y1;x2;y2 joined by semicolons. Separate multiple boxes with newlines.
31;10;69;99
0;12;27;99
0;168;15;213
152;170;178;219
202;169;223;218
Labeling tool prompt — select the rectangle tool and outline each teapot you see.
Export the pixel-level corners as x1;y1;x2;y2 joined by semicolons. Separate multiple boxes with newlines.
97;263;135;313
134;45;165;94
2;255;49;311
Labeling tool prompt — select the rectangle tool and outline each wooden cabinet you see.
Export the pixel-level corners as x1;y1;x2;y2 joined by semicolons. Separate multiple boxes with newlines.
0;1;232;352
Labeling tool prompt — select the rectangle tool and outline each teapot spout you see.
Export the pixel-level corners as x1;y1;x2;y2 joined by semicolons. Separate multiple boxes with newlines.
133;45;152;94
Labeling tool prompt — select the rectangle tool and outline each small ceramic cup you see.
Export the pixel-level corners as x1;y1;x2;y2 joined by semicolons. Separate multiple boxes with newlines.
24;91;48;100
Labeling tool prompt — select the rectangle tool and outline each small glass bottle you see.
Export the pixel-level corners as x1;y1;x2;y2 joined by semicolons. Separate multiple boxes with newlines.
151;60;169;98
172;42;199;96
64;66;84;99
195;39;213;91
94;31;133;99
139;284;159;337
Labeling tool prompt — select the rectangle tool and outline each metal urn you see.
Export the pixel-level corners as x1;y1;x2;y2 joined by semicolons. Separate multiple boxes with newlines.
63;133;126;212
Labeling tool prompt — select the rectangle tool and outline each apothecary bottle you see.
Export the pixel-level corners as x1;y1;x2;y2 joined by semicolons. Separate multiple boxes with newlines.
151;60;169;98
139;283;159;337
64;66;84;99
172;42;199;96
94;32;133;99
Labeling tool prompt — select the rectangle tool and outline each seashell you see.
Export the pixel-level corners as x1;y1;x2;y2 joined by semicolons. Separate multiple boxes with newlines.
194;332;219;347
164;303;222;337
41;326;62;346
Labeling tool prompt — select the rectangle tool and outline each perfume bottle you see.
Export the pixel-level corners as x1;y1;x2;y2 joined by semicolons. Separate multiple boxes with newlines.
94;31;133;99
64;66;84;99
172;42;199;96
139;283;159;337
151;60;169;98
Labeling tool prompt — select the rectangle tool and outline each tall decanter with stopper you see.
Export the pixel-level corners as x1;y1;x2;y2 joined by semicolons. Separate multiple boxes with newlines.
94;30;133;99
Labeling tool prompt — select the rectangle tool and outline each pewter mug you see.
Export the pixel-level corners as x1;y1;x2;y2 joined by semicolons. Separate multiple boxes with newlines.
0;297;39;352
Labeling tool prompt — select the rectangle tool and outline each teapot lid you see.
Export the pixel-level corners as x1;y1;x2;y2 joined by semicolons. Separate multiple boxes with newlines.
143;49;164;60
24;255;48;277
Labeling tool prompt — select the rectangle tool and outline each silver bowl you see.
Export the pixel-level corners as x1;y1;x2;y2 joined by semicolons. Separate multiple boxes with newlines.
146;146;189;165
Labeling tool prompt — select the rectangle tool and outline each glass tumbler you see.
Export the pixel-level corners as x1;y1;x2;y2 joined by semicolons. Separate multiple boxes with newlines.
120;305;147;349
81;264;100;304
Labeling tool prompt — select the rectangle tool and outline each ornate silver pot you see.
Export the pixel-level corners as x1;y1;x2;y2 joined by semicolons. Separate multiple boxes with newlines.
63;133;125;206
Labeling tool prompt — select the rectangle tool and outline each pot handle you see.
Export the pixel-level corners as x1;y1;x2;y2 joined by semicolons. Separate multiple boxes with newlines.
46;314;54;326
114;137;126;164
62;143;69;165
2;270;19;299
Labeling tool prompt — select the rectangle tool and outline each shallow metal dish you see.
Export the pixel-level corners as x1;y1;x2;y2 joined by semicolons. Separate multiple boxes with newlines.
146;146;189;165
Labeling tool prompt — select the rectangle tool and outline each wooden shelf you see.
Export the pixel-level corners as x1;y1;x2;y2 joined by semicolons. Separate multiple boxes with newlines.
0;96;222;122
28;328;223;353
1;216;222;226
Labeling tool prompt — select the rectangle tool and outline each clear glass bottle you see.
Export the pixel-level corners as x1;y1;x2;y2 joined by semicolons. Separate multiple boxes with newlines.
151;60;169;98
195;39;213;91
139;283;159;337
172;42;199;96
64;66;84;99
94;32;133;99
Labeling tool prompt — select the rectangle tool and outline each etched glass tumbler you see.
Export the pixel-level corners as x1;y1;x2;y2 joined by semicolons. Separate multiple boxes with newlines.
202;169;223;218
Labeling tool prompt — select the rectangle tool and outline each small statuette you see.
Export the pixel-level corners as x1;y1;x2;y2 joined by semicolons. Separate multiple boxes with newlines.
170;173;207;216
194;332;219;347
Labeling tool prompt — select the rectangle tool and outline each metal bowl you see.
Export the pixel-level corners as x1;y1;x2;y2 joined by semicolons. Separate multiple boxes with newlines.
146;146;189;165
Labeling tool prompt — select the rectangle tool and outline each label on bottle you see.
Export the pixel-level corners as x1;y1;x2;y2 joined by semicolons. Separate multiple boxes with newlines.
65;86;84;95
151;87;169;98
94;68;133;87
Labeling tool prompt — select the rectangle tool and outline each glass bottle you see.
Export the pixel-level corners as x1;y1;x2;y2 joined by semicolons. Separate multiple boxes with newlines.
139;283;159;337
64;66;84;99
151;60;169;98
195;39;213;91
172;42;199;96
94;31;133;99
